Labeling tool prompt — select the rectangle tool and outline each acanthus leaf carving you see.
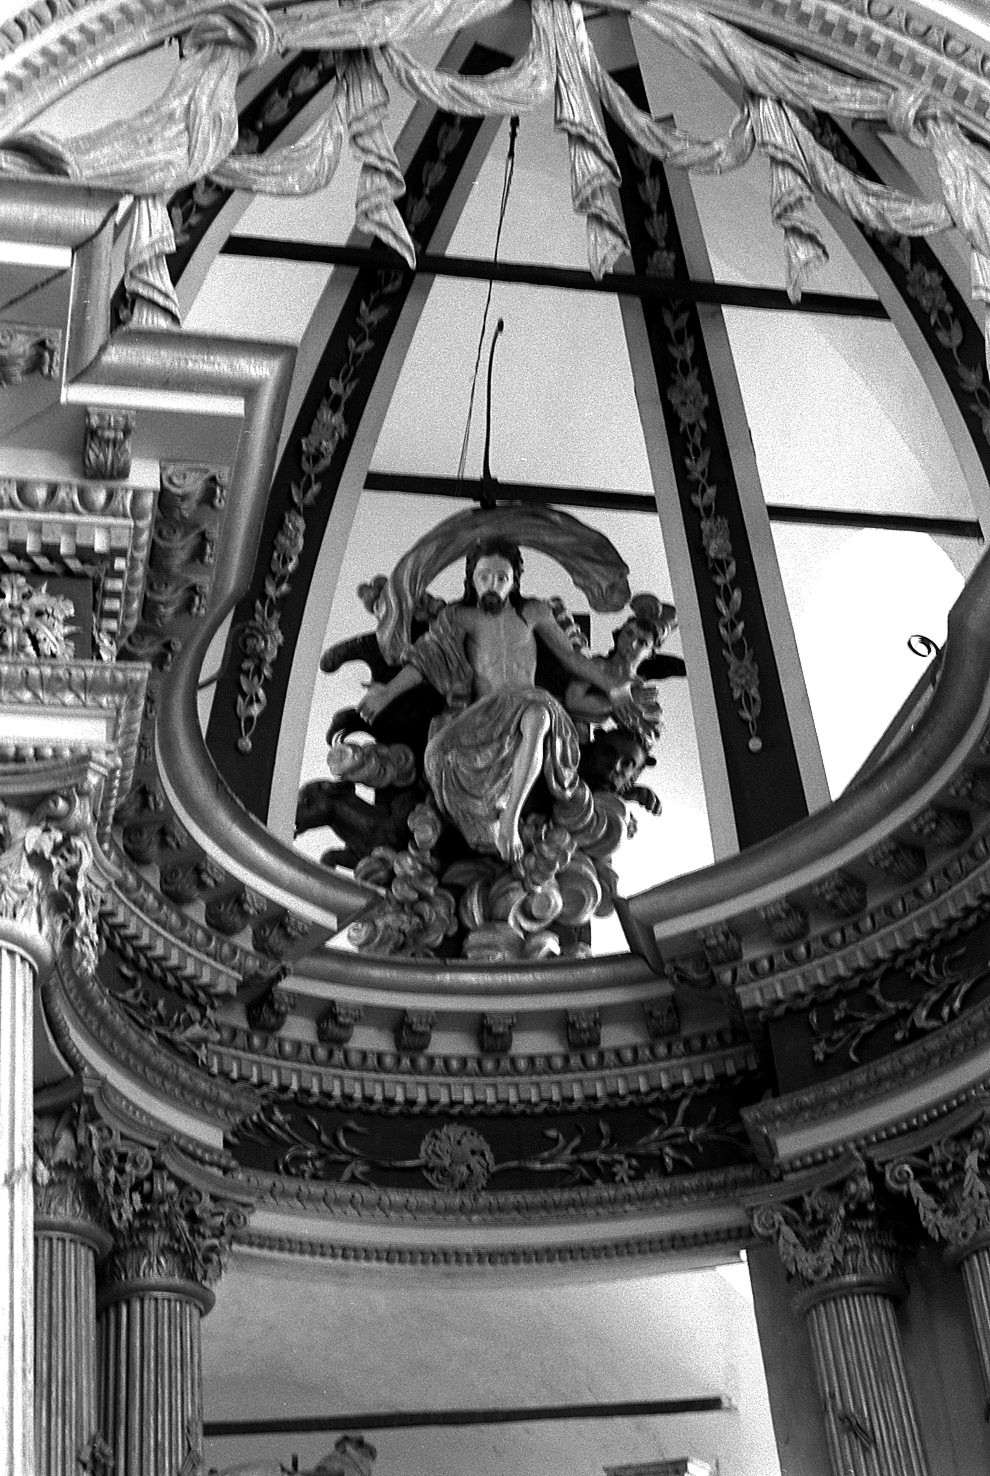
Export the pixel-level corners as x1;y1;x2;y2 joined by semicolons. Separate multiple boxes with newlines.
0;783;101;974
886;1113;990;1250
92;1137;248;1289
0;573;76;660
751;1157;902;1287
83;408;134;481
34;1101;107;1227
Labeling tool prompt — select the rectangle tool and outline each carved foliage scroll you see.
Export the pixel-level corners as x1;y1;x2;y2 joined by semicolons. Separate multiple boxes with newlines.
0;784;100;974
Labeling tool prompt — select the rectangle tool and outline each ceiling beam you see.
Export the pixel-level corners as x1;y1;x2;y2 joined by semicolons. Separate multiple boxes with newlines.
363;472;982;539
205;1394;734;1437
222;236;888;319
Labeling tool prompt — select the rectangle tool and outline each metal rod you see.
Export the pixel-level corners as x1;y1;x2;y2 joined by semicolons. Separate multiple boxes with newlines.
204;1395;734;1438
222;236;887;318
362;471;983;538
481;317;505;488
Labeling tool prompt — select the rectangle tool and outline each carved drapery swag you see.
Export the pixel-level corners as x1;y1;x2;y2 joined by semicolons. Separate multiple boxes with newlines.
0;785;100;975
1;0;988;348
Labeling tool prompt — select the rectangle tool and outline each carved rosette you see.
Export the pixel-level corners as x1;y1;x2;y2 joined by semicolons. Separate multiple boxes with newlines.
0;784;101;975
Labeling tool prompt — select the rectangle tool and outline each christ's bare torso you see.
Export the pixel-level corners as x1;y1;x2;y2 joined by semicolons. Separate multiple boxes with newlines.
456;602;538;697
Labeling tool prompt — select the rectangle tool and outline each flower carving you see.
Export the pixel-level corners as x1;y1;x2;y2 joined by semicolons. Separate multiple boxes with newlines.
667;370;709;427
419;1124;495;1193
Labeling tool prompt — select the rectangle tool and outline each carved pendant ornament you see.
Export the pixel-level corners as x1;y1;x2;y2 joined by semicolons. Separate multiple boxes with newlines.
299;506;680;962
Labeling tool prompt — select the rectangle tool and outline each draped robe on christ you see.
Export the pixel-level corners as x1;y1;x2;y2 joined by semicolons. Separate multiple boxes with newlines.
407;605;582;855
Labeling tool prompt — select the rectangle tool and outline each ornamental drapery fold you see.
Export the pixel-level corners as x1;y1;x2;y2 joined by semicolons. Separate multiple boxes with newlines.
3;0;990;363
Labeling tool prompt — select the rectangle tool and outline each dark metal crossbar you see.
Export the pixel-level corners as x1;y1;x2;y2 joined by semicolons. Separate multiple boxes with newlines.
222;235;887;318
204;1395;734;1437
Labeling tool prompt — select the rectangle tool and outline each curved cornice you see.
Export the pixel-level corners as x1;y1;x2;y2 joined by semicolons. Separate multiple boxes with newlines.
620;549;990;966
230;1161;762;1266
744;985;990;1171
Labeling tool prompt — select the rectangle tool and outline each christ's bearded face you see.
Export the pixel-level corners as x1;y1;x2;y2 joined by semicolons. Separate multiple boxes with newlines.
472;553;516;614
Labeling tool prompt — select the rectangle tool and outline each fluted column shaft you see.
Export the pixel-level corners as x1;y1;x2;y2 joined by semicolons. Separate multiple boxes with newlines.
801;1282;931;1476
98;1280;212;1476
34;1217;111;1476
1;941;36;1476
955;1243;990;1404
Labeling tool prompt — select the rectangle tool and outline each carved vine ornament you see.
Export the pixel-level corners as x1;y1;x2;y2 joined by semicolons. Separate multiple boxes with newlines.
0;0;988;361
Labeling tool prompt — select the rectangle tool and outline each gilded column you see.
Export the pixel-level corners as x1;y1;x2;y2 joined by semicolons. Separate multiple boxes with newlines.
886;1112;990;1404
0;781;101;1476
753;1159;931;1476
96;1155;246;1476
33;1105;113;1476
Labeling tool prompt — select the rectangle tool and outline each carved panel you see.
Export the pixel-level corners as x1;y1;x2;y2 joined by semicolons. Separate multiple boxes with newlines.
231;1085;755;1193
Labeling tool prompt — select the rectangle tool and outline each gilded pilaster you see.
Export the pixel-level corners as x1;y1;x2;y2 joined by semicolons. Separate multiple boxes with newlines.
886;1114;990;1405
33;1106;112;1476
752;1160;930;1476
96;1155;246;1476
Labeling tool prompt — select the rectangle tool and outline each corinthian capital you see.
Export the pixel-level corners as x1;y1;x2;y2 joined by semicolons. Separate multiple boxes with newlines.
751;1157;903;1291
886;1113;990;1251
94;1140;248;1293
33;1102;109;1240
0;779;101;974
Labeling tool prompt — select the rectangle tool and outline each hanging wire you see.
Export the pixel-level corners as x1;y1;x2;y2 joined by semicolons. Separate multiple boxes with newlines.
456;114;519;484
